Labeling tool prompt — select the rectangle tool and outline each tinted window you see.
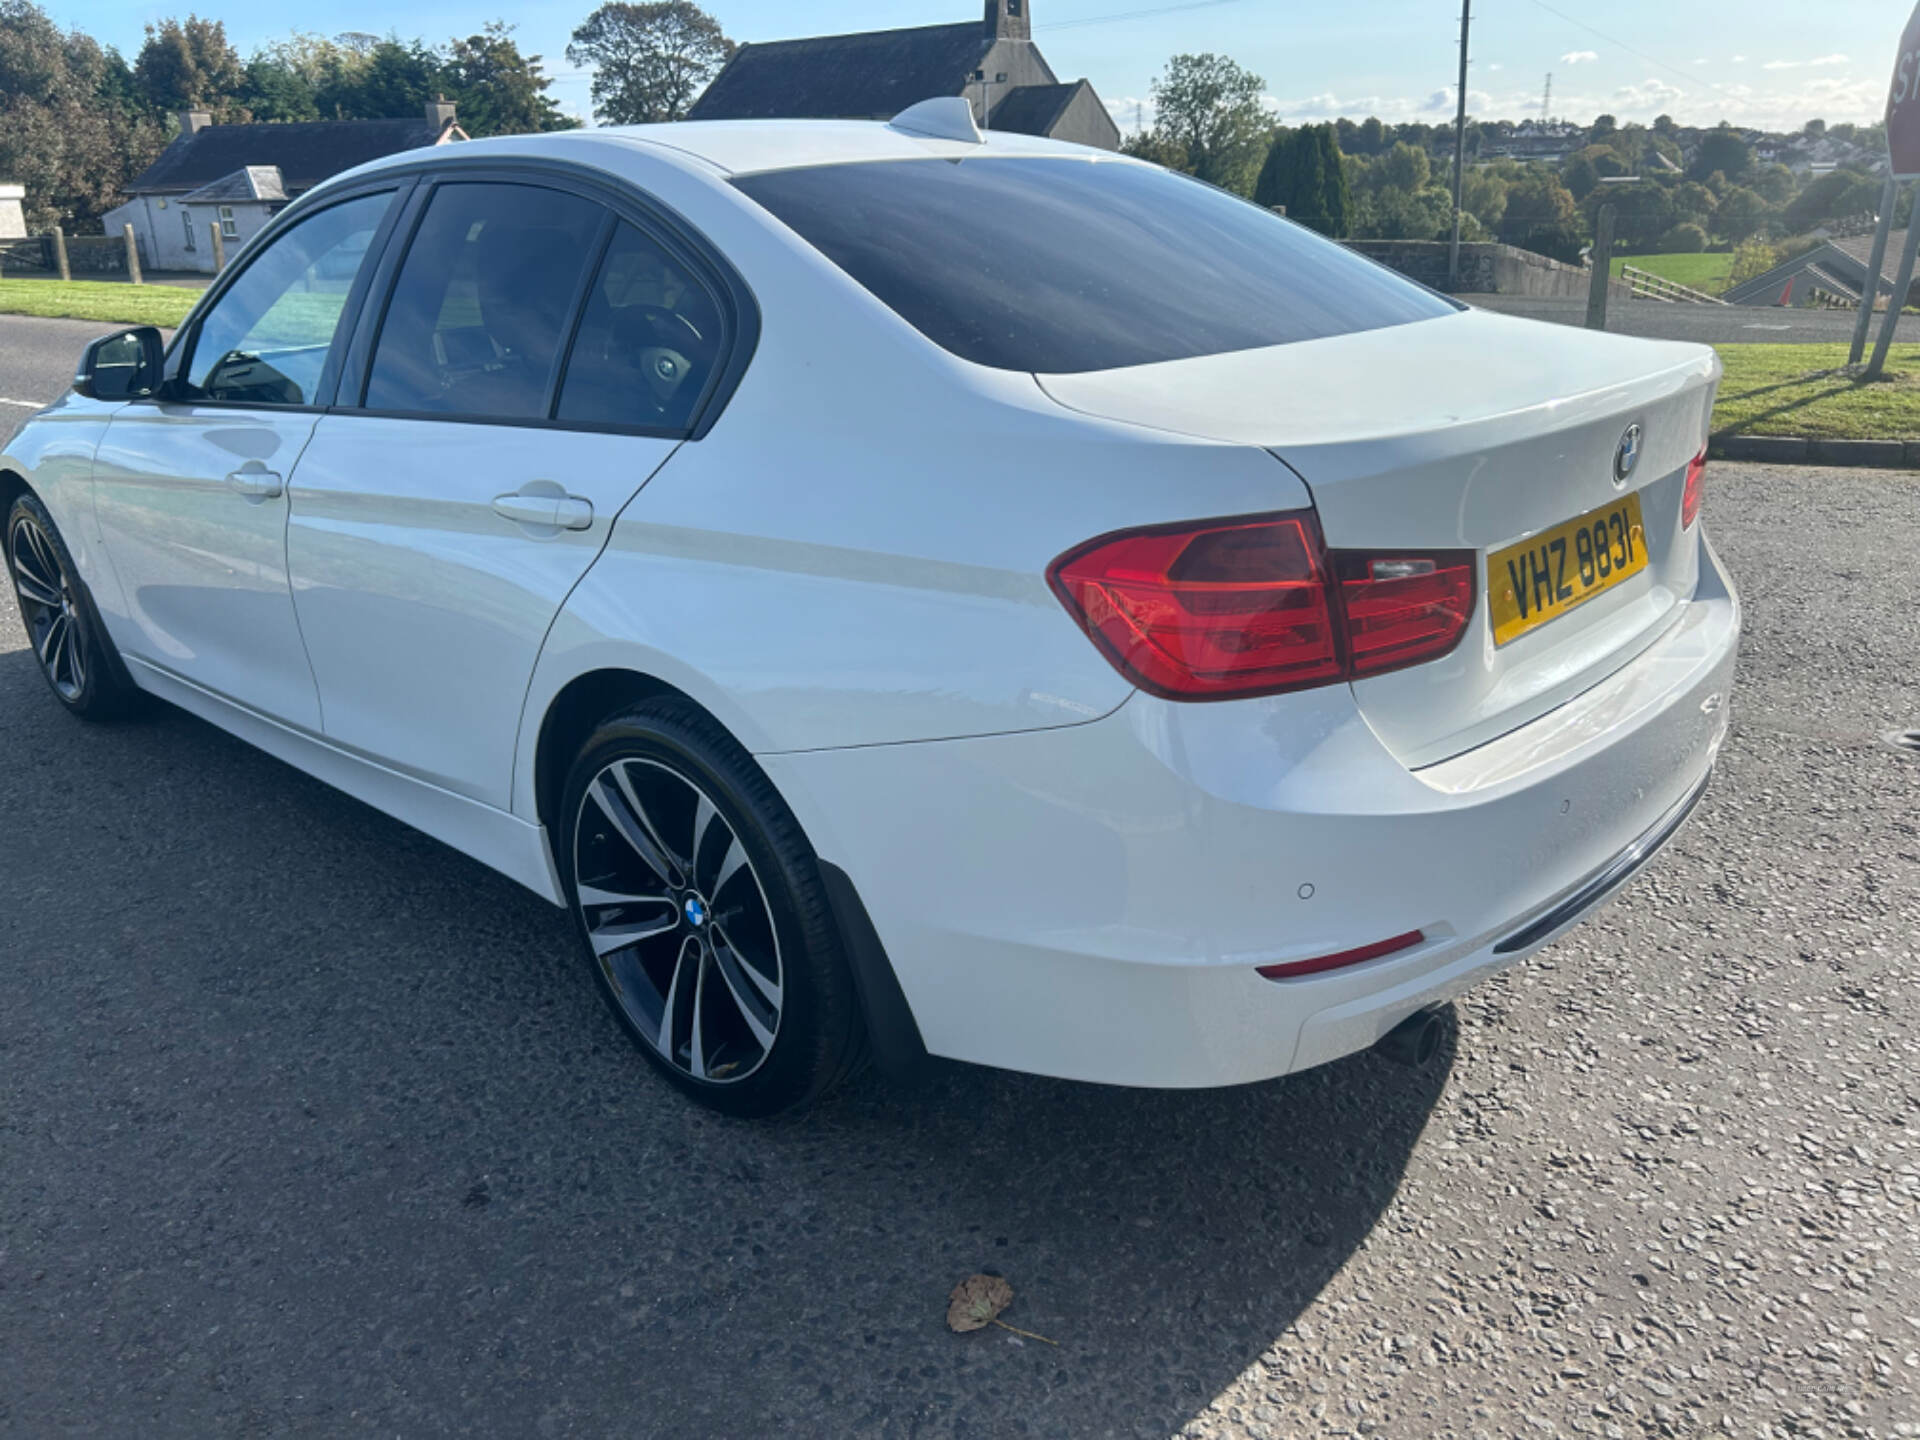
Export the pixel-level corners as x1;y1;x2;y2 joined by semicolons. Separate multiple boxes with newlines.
185;191;391;405
556;222;722;431
733;159;1459;373
365;183;603;419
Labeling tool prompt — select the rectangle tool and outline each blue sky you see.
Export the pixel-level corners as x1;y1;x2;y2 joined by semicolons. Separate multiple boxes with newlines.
46;0;1906;133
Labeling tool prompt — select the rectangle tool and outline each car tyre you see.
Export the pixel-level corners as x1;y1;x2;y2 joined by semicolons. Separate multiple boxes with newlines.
5;491;143;721
559;697;865;1117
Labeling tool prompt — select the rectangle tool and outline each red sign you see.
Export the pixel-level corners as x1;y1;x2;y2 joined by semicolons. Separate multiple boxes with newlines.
1891;1;1920;178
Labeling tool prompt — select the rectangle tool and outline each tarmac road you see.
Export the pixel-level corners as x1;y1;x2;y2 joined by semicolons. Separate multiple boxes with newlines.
1;312;1917;1437
1471;292;1920;345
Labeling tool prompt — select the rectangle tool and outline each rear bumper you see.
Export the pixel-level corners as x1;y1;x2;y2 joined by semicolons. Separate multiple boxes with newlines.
762;535;1740;1088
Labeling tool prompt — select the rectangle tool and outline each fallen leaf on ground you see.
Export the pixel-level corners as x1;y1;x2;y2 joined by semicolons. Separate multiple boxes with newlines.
947;1274;1013;1332
945;1274;1058;1344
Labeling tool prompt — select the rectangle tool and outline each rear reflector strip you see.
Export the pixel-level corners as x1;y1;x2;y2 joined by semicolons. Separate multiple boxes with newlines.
1256;929;1425;981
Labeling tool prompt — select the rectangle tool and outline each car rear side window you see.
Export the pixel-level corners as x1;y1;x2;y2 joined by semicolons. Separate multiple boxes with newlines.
556;222;723;432
733;158;1459;374
364;182;604;419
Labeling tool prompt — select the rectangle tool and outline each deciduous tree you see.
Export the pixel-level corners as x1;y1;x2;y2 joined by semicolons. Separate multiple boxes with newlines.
567;1;734;125
133;14;243;115
1147;52;1270;196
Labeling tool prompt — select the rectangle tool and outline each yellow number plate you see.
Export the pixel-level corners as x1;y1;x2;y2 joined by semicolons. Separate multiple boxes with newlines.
1489;493;1648;647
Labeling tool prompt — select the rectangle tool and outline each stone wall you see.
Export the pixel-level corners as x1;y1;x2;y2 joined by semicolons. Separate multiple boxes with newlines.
1345;239;1630;302
0;234;134;275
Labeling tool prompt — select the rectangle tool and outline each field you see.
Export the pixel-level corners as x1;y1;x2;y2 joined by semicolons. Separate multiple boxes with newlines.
1711;342;1920;440
1610;251;1736;294
0;278;198;327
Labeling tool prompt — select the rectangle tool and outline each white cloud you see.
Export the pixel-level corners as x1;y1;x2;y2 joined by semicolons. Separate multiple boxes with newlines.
1731;55;1748;63
1764;54;1849;70
1104;94;1154;132
1611;78;1686;110
1561;50;1599;66
1693;58;1708;66
1488;62;1504;72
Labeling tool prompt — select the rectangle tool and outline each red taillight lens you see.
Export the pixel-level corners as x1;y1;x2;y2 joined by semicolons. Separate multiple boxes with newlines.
1335;554;1477;678
1048;514;1341;699
1049;512;1476;701
1681;449;1707;529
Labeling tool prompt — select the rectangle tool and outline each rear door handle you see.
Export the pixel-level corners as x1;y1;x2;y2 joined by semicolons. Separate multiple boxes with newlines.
224;467;283;500
492;491;594;531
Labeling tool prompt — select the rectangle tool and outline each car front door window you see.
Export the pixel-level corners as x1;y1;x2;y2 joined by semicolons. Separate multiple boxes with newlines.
184;193;389;407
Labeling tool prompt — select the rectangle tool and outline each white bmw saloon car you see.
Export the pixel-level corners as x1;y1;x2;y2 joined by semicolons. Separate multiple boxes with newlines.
2;102;1738;1115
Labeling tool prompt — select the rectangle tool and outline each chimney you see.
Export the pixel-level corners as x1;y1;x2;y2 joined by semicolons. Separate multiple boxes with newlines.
986;0;1030;41
176;109;213;137
425;95;457;131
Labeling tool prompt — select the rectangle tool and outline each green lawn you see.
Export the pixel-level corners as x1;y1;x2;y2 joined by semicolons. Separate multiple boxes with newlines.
1711;343;1920;441
0;278;197;328
1610;252;1736;295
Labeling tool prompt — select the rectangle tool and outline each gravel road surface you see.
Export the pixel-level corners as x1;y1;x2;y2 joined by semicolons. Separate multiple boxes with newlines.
0;311;1916;1437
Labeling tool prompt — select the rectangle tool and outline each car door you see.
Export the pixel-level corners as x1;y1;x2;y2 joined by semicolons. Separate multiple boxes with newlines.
90;187;404;729
285;176;732;808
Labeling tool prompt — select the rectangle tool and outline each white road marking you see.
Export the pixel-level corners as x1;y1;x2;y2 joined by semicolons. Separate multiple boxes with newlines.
1742;324;1793;331
0;397;47;408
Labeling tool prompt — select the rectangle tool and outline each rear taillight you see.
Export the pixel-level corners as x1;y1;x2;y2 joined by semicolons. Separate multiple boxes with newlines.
1048;511;1475;701
1335;554;1477;678
1681;449;1707;529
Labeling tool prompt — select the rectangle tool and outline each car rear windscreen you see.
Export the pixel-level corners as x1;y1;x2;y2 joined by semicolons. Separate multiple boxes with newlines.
732;157;1461;374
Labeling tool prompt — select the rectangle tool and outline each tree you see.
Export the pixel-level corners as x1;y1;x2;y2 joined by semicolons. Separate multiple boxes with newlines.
1691;124;1751;183
1377;140;1430;193
1145;52;1269;195
316;37;442;120
1498;168;1579;257
443;21;575;134
1784;167;1880;233
1258;124;1349;234
1657;221;1708;253
1714;186;1769;242
567;1;734;125
0;0;166;228
1121;129;1189;171
1561;144;1624;201
238;55;321;122
1590;113;1618;141
1726;236;1779;288
133;14;243;115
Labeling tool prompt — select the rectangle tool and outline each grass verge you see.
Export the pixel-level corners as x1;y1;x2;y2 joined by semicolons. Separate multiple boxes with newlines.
1711;343;1920;441
1610;252;1735;294
0;278;196;328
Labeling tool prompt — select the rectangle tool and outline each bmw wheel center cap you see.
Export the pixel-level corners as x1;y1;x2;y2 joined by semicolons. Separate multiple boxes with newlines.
683;896;708;927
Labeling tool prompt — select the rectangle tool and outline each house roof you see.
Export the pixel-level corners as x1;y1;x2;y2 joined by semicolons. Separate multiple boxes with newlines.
686;22;992;121
179;165;287;204
127;118;450;195
987;82;1083;137
1723;231;1916;305
1833;229;1909;268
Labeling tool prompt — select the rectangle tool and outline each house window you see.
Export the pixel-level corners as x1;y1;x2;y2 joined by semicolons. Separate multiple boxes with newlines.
218;205;238;239
1007;1;1022;14
183;210;195;251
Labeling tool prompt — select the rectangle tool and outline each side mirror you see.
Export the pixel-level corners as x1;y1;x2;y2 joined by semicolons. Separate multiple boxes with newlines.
73;326;164;402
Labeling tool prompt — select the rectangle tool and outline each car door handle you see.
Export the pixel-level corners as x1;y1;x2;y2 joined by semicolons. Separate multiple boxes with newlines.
492;492;594;531
225;467;283;500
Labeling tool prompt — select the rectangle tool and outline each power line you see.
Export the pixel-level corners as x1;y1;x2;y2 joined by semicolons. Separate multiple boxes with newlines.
1038;0;1257;32
1518;0;1733;98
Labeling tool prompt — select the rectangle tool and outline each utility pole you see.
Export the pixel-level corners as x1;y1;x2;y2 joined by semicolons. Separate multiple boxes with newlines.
1447;0;1471;291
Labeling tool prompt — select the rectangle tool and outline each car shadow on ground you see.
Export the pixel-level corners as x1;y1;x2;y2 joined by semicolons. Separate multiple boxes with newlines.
0;644;1453;1438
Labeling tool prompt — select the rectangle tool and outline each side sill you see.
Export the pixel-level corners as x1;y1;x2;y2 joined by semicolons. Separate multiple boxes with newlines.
125;657;566;905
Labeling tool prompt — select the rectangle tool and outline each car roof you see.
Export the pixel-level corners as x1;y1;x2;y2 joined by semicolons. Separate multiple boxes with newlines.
366;120;1141;182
